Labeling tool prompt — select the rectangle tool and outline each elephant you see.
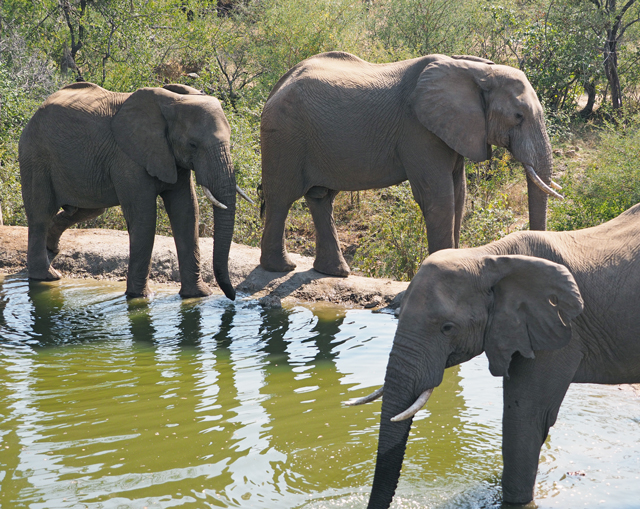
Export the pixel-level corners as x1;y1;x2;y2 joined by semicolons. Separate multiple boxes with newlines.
19;81;251;300
259;51;561;277
347;202;640;507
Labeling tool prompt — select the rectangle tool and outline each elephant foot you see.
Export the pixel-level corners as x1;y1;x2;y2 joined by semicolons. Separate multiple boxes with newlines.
502;486;535;506
180;282;213;298
313;258;350;277
260;253;297;273
125;284;154;299
29;265;62;281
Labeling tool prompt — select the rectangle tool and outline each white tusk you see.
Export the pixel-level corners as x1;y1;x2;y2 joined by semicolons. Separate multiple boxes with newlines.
524;165;564;200
236;185;255;205
344;386;383;406
550;180;562;191
203;187;228;210
391;388;434;422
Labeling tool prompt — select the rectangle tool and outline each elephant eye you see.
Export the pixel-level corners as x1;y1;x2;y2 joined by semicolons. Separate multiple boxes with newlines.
441;322;456;336
189;142;197;149
515;112;524;121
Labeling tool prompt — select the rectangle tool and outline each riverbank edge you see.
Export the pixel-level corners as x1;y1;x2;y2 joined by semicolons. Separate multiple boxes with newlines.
0;225;409;309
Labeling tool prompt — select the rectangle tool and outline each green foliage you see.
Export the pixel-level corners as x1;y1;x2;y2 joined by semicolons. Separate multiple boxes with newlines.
549;118;640;230
367;0;472;60
352;184;429;281
461;150;520;247
3;0;640;282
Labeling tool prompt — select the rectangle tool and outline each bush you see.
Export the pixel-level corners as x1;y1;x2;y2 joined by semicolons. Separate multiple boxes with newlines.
549;118;640;231
352;183;429;281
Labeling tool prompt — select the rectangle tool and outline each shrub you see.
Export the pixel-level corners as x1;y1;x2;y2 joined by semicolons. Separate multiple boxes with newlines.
549;118;640;231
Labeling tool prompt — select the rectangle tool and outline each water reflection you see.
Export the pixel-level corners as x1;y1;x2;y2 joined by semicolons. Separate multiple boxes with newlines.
1;275;639;508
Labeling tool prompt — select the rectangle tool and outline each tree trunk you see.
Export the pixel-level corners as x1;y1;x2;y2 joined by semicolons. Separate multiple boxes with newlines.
604;32;623;110
578;80;597;118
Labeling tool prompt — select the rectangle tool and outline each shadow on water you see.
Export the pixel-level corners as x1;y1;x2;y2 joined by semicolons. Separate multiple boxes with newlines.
1;275;640;509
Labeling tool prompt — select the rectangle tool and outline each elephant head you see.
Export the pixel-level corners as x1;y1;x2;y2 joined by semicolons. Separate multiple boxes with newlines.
111;87;237;300
360;249;583;509
411;56;561;230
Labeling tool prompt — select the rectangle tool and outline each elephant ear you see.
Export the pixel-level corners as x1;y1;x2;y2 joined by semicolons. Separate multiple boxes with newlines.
111;88;178;184
410;58;492;162
481;255;584;378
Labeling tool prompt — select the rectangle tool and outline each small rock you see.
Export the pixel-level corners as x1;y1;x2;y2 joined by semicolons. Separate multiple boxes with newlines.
565;149;577;158
364;297;381;309
258;294;282;309
553;149;563;156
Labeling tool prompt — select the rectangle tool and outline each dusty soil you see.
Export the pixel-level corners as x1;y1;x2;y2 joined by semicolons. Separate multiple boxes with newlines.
0;225;408;309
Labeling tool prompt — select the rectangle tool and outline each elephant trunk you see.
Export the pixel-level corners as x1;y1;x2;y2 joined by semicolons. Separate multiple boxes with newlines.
526;142;553;231
368;335;434;509
511;120;556;231
206;142;236;300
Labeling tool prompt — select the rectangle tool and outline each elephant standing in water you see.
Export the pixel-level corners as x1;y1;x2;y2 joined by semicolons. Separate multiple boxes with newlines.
348;203;640;507
19;82;248;300
260;51;561;277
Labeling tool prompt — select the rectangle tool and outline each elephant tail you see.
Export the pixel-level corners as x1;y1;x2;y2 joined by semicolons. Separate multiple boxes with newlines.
257;183;265;220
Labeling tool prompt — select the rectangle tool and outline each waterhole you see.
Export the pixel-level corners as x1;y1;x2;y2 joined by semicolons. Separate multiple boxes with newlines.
0;276;638;508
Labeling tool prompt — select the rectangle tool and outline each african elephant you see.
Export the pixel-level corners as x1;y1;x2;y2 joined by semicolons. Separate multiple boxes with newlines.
260;51;561;277
347;203;640;507
19;82;249;300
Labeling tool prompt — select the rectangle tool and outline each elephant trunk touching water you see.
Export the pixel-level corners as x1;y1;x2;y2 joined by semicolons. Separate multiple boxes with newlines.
357;203;640;507
204;142;237;300
367;326;446;509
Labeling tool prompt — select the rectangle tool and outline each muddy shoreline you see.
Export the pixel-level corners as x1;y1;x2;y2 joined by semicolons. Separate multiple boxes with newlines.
0;225;408;309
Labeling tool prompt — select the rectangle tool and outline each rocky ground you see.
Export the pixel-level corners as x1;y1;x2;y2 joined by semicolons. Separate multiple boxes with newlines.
0;225;409;309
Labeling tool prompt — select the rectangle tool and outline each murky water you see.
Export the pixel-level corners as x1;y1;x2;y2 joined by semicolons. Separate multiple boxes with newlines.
0;275;639;508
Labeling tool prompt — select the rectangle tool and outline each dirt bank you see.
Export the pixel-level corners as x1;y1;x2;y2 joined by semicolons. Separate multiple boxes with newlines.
0;225;408;309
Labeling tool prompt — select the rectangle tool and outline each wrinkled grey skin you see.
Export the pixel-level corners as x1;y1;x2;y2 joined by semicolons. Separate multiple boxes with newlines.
19;82;236;300
260;51;555;277
367;203;640;508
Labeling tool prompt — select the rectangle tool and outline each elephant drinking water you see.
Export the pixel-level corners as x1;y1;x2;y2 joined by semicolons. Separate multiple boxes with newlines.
349;203;640;507
19;82;248;300
259;51;561;277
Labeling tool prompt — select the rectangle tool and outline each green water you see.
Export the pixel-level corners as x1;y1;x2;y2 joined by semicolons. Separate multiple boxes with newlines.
0;276;639;508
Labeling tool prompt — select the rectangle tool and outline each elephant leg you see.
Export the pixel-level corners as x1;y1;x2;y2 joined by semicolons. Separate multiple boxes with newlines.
408;176;456;255
452;155;466;248
160;173;212;298
47;206;106;260
120;193;158;298
25;192;61;281
304;186;350;277
501;349;582;504
260;197;297;273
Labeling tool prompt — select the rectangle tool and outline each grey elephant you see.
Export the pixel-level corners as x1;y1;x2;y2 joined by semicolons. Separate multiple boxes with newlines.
19;81;249;300
347;202;640;507
260;51;561;277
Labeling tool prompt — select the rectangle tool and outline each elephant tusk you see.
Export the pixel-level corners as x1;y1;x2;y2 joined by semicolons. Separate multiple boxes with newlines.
524;165;564;200
236;185;255;205
343;386;384;406
203;187;228;210
390;388;434;422
550;180;562;191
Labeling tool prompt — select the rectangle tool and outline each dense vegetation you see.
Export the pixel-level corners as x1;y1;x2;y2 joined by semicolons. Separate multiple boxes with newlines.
2;0;640;280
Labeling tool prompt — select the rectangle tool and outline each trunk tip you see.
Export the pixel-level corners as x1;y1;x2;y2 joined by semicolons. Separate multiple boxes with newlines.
220;282;236;301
